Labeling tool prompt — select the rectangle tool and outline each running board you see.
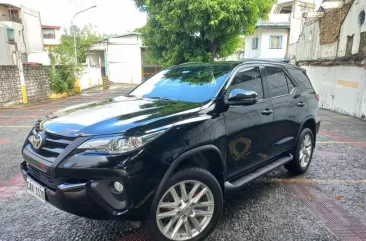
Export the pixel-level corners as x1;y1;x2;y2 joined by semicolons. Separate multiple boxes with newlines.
225;153;293;192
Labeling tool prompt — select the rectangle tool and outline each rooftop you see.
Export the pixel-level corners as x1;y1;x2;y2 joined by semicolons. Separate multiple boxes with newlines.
0;3;21;9
102;32;141;41
256;21;290;28
42;25;61;30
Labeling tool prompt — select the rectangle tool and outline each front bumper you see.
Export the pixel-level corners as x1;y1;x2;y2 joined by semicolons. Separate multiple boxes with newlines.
20;161;130;220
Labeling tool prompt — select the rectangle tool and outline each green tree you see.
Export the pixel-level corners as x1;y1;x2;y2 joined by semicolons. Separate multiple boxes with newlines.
135;0;275;66
50;24;101;92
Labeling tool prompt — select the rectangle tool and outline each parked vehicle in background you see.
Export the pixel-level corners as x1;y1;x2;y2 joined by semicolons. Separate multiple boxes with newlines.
21;60;320;241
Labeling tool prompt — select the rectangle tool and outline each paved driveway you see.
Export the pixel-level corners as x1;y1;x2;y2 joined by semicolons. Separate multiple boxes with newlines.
0;87;365;241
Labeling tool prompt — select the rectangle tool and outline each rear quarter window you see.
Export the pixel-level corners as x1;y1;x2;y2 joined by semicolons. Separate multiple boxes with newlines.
287;68;314;90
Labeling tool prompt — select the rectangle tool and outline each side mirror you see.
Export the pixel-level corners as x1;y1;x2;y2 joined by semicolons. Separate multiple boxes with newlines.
226;89;258;106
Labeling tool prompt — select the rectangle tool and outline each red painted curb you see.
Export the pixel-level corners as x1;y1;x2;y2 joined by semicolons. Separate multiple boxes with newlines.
0;138;9;143
117;228;149;241
0;109;56;125
284;181;366;241
0;173;25;201
320;129;366;149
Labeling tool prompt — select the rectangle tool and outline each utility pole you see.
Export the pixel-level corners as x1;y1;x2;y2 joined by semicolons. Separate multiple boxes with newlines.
72;5;97;65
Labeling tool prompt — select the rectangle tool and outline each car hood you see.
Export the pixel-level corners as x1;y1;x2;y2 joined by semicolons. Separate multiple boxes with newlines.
42;96;203;137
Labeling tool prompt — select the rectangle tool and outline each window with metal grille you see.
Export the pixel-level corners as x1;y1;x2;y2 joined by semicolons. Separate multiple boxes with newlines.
252;37;258;49
269;36;283;49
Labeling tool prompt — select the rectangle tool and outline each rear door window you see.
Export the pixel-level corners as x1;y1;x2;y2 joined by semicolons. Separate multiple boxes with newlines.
287;68;314;90
265;66;289;97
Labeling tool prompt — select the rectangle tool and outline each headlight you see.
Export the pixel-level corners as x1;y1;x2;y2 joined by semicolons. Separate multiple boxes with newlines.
77;129;167;154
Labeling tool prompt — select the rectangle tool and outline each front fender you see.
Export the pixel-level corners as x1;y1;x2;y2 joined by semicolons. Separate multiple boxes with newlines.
148;144;224;214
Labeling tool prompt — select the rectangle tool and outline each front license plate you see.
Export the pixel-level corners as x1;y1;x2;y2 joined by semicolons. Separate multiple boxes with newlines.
27;177;46;203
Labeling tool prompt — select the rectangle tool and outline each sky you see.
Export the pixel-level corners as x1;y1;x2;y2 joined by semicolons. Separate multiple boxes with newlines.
6;0;147;34
6;0;322;35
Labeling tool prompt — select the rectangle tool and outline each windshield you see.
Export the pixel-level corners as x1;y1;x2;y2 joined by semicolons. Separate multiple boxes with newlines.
129;65;233;103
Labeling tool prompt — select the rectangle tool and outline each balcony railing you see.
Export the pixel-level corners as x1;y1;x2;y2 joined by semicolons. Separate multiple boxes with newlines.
0;15;22;23
43;33;56;39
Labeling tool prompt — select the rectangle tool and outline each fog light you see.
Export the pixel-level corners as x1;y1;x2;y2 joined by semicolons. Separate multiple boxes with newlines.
113;181;124;193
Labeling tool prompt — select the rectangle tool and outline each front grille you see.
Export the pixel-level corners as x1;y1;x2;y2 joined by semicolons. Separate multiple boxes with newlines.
27;164;62;189
29;129;75;162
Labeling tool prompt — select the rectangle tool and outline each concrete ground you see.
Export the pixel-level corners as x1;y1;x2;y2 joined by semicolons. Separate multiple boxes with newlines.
0;86;365;241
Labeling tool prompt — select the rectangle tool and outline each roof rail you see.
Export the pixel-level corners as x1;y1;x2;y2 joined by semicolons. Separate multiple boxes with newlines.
179;62;203;65
240;58;290;63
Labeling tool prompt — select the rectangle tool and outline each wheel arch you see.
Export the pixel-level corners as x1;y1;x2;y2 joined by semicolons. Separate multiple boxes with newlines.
297;116;317;147
150;145;225;214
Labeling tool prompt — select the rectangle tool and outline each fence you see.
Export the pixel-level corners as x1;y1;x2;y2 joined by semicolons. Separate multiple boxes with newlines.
0;65;51;107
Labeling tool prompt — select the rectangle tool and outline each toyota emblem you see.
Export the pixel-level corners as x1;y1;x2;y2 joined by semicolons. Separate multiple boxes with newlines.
32;132;46;150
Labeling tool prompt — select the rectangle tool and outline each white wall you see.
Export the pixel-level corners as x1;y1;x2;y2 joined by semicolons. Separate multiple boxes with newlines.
0;26;12;65
337;0;366;56
304;65;366;118
0;21;26;52
289;17;304;45
289;1;366;118
245;32;261;58
107;43;142;84
27;51;50;65
245;28;289;59
270;13;291;22
89;34;144;84
290;1;366;61
43;29;61;46
289;1;315;44
79;66;102;90
21;6;43;53
260;28;289;59
109;34;142;45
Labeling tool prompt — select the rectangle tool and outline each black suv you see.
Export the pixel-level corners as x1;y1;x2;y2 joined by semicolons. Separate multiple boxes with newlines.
21;61;320;241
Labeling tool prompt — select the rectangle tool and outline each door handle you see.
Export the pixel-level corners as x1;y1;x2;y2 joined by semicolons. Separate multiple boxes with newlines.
261;108;273;115
297;102;305;107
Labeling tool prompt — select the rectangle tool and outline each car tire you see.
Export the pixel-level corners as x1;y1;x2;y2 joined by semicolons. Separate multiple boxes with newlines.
285;128;314;174
144;167;223;241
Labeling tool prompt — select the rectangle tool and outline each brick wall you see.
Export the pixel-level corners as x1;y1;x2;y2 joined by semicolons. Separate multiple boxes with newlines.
0;66;22;107
23;66;51;103
319;2;353;45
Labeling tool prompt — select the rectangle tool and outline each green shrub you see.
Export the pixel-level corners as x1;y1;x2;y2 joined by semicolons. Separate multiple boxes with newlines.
49;66;69;93
57;65;75;91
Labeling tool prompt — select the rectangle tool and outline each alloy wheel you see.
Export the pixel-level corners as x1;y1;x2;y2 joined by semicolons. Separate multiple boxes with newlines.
156;180;215;240
299;133;312;167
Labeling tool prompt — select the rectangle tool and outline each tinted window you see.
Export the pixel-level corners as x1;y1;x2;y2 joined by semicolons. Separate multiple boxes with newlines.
226;67;264;99
287;68;314;90
130;65;234;103
266;66;289;97
286;75;295;92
